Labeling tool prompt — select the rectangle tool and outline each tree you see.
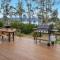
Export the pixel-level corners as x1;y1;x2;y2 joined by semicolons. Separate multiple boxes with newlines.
52;9;58;18
9;6;18;21
49;9;59;22
25;0;31;24
33;0;55;24
17;0;23;22
1;0;11;25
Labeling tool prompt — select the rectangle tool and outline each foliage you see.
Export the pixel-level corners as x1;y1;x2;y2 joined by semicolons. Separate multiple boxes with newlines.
52;10;58;17
0;21;3;27
17;3;22;16
55;39;60;44
37;0;54;24
11;21;21;29
1;0;12;25
55;21;60;31
11;21;37;34
48;17;59;22
21;24;37;34
17;0;23;22
49;9;58;22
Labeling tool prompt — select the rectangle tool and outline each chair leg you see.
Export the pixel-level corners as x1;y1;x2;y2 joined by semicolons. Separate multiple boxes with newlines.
13;32;14;42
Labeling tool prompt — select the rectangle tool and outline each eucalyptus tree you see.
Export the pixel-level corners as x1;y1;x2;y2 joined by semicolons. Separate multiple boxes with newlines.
1;0;11;25
33;0;55;24
52;10;58;20
17;0;23;22
49;9;59;22
25;0;36;24
25;0;32;24
9;6;18;21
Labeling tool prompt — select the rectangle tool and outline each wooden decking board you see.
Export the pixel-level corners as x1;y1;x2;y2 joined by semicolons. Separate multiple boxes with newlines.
0;36;60;60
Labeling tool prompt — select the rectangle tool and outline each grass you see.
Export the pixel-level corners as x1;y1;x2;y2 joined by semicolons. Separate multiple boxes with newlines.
55;39;60;44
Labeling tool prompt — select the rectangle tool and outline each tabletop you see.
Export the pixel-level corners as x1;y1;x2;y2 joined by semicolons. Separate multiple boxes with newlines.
0;28;16;33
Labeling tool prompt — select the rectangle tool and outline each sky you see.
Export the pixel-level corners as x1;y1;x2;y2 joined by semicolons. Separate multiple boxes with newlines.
0;0;60;18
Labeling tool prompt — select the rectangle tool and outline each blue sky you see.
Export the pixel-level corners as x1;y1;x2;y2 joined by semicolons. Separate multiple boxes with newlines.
0;0;60;18
11;0;60;18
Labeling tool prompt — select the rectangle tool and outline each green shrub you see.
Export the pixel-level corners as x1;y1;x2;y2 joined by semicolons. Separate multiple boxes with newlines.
0;21;3;27
11;21;21;29
55;21;60;31
21;24;37;34
11;21;37;34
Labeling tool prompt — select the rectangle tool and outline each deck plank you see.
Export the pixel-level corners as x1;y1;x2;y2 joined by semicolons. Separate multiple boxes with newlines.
0;36;60;60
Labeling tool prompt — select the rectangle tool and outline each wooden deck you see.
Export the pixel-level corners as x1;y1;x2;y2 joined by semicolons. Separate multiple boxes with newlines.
0;36;60;60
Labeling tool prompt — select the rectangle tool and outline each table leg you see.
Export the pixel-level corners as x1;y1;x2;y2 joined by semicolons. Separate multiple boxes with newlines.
2;32;3;41
13;32;14;42
8;33;10;42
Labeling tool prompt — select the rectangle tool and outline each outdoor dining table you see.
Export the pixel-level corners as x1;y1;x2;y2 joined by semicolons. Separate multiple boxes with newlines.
0;28;16;42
